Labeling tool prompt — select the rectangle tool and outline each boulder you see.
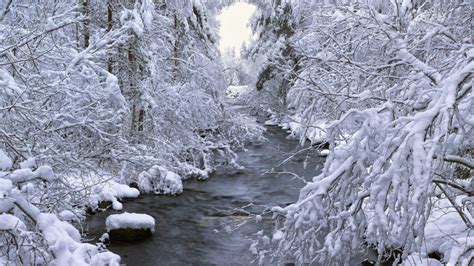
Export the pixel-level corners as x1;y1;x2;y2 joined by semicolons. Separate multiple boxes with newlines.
105;212;155;242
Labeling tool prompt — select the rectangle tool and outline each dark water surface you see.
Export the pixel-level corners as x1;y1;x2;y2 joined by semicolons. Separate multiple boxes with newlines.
86;109;373;265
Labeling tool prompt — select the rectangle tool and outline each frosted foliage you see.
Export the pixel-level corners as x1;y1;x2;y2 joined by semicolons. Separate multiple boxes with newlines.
0;149;120;265
0;149;12;171
246;0;473;265
0;0;263;264
89;180;140;211
138;165;183;195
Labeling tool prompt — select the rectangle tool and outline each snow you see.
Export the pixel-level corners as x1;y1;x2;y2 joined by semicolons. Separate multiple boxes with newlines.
0;149;12;170
90;180;140;211
280;115;328;145
0;178;12;197
138;165;183;195
332;10;345;22
264;119;279;126
58;210;76;221
19;157;36;169
105;73;126;108
402;254;443;266
0;1;266;264
0;69;21;94
272;230;284;241
105;212;155;232
420;197;473;265
249;242;258;254
45;18;57;31
7;165;55;183
355;90;372;100
131;9;144;36
0;213;26;231
140;0;155;30
319;149;330;157
37;213;121;265
314;51;336;62
226;85;248;98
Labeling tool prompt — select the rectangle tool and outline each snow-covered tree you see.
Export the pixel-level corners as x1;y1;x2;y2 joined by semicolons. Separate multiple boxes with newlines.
1;0;263;263
0;148;121;265
245;0;301;114
247;0;473;264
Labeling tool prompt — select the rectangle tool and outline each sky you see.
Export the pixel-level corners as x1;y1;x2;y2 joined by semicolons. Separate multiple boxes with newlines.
217;3;256;57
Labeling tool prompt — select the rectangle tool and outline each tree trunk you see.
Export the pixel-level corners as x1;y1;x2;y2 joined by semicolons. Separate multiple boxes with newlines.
173;14;180;80
128;46;137;133
82;0;90;48
107;0;113;72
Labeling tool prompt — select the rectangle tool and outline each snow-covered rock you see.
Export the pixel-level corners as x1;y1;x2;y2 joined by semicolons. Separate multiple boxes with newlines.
89;180;140;211
106;212;155;232
106;212;155;242
138;165;183;195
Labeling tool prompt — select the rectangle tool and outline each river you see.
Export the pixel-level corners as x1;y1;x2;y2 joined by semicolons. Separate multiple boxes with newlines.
86;108;373;265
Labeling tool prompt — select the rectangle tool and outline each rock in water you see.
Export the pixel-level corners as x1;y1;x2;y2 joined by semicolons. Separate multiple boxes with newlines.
105;212;155;242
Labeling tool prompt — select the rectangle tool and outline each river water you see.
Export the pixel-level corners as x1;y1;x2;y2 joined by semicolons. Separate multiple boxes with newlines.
86;109;373;265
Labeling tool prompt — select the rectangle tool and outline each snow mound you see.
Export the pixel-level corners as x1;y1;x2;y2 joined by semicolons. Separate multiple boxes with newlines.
138;165;183;195
90;180;140;211
0;213;26;231
106;212;155;232
37;213;121;265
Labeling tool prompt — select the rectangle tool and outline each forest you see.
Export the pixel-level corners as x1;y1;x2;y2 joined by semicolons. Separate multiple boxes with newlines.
0;0;472;265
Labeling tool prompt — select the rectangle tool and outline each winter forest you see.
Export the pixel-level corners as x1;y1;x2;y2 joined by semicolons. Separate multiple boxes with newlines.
0;0;472;265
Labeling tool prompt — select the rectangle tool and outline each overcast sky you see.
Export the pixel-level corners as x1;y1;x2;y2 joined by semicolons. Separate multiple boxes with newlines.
217;3;256;56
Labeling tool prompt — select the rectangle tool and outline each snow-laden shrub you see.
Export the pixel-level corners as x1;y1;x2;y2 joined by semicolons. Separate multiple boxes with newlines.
138;165;183;195
0;149;120;265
